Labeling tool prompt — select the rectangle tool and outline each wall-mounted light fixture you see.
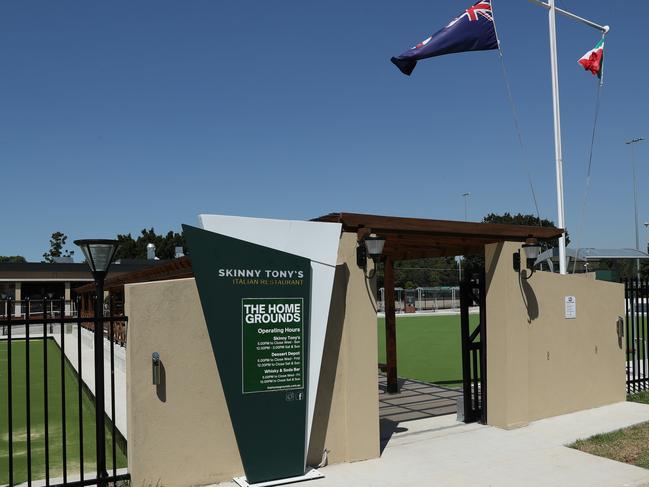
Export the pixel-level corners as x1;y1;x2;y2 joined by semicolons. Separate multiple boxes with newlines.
513;237;542;279
357;233;385;279
152;352;161;386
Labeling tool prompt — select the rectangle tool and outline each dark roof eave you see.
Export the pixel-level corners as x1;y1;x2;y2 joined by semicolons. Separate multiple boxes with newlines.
312;212;563;241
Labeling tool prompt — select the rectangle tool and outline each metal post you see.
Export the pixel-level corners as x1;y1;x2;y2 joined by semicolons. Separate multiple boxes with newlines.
529;0;609;275
548;0;567;275
634;151;640;279
94;272;108;486
460;278;472;422
627;138;644;280
462;192;470;221
384;255;398;393
528;0;609;33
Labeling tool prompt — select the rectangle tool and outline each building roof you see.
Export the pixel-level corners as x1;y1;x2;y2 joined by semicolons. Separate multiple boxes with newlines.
0;260;169;282
313;212;563;260
536;247;649;264
75;257;193;293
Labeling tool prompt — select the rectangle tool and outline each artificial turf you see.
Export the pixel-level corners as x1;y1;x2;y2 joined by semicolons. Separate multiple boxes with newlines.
0;338;127;485
377;313;480;387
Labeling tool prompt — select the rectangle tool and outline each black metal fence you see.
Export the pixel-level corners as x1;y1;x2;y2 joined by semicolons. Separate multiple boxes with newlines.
0;297;129;487
624;278;649;394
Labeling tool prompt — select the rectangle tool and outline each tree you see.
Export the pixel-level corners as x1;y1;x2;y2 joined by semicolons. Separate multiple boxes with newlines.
114;228;186;260
42;232;74;263
595;258;647;280
482;212;569;247
463;212;564;279
0;256;27;263
377;256;460;289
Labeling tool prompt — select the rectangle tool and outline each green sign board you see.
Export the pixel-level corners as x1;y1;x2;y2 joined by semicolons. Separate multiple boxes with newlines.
242;298;304;394
183;225;311;484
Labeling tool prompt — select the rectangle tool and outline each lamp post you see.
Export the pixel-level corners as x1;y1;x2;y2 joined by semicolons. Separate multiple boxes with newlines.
459;193;471;283
74;239;119;486
462;192;470;222
626;138;644;280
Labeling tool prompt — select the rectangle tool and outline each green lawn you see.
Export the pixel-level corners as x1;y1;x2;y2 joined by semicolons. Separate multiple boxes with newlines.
0;339;127;485
377;313;480;387
628;391;649;405
569;393;649;469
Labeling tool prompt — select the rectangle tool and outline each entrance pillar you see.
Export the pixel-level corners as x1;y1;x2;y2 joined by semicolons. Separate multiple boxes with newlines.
384;255;398;393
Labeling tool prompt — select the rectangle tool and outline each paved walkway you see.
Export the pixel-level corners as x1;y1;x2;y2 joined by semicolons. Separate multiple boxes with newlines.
379;375;461;451
328;402;649;487
54;327;127;436
379;375;461;422
216;402;649;487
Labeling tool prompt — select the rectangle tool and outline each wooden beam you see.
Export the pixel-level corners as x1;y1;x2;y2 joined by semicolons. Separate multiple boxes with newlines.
313;212;563;241
384;255;399;394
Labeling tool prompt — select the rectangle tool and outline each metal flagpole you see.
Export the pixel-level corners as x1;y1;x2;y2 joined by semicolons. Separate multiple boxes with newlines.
529;0;609;33
548;0;568;274
529;0;609;275
626;137;644;280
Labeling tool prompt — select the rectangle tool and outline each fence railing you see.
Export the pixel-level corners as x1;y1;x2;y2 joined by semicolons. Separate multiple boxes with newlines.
624;278;649;395
378;287;461;313
0;298;129;487
1;298;127;348
0;299;78;319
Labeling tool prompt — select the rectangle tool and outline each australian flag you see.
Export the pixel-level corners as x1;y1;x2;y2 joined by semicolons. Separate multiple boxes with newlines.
391;1;499;76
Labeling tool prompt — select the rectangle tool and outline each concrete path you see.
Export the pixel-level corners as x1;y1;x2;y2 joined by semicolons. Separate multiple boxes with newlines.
53;327;127;436
379;374;462;452
217;402;649;487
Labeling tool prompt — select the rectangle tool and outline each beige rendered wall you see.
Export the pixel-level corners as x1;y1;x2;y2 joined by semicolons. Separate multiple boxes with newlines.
306;232;380;466
125;231;379;487
125;277;244;487
485;241;626;429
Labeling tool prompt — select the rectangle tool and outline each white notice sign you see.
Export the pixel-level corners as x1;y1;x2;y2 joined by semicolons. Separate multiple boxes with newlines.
565;296;576;319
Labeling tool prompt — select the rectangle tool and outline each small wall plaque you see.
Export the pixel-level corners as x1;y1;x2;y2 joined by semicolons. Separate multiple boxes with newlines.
565;296;576;319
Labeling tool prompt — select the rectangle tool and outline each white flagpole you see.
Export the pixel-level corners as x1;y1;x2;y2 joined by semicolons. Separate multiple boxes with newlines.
529;0;609;33
548;0;568;274
528;0;609;274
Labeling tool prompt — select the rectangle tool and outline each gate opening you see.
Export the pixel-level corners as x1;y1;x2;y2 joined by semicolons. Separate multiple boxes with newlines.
314;213;563;444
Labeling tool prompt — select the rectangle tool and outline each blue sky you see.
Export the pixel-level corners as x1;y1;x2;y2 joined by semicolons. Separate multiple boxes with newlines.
1;1;647;261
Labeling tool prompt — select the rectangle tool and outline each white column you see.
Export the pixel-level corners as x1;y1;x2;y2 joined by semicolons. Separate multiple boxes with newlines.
14;282;21;317
548;0;567;274
65;281;71;316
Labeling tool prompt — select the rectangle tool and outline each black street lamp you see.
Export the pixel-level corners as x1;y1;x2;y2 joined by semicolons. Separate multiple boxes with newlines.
74;239;119;486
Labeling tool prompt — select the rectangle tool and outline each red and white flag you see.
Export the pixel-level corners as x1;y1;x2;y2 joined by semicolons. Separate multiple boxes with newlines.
578;38;605;78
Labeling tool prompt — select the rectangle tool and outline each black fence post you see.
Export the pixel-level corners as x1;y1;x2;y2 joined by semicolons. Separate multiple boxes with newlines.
478;272;487;424
460;277;473;422
7;298;14;487
94;275;108;486
625;278;631;394
26;298;33;486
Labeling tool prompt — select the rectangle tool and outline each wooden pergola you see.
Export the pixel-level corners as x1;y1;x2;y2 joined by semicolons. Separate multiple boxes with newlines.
314;212;564;393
